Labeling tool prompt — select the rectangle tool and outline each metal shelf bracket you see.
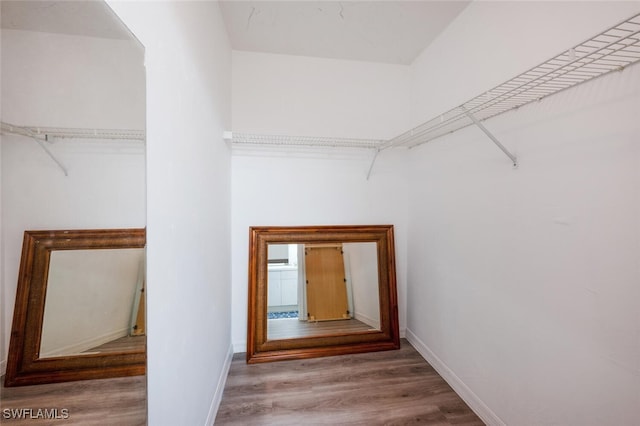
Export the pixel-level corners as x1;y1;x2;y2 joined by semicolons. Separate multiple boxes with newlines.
462;107;518;167
1;122;68;176
366;148;381;180
31;135;69;176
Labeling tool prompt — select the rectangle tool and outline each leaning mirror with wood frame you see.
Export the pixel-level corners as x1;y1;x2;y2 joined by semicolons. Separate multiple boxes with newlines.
4;228;146;387
247;225;400;363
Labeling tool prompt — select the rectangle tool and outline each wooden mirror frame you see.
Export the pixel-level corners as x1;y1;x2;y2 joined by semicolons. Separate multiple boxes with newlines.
247;225;400;363
4;228;146;387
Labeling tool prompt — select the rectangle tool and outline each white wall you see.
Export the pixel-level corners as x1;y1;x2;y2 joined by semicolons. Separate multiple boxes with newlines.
344;242;380;328
232;50;412;139
231;51;411;351
0;29;145;374
405;2;640;425
106;2;232;425
40;248;144;357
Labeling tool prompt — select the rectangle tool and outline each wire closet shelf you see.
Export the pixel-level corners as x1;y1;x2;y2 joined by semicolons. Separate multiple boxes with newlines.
1;122;145;176
383;12;640;150
0;122;145;142
231;133;384;150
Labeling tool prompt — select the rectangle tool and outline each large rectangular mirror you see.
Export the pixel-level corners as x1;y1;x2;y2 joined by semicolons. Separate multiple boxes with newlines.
4;229;146;387
247;225;399;363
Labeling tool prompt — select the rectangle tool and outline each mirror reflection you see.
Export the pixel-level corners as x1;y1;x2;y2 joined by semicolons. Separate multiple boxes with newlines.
40;248;146;358
267;242;380;340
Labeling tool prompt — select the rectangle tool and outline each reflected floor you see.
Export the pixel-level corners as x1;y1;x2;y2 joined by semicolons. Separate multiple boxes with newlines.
84;335;146;354
268;318;375;340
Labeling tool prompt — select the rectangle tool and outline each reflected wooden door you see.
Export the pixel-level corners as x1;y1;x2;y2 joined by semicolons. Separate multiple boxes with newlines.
305;244;349;321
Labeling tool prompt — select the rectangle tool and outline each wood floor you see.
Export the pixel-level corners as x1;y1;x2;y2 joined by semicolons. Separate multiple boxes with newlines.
215;339;484;425
267;317;375;339
0;375;146;425
1;339;483;425
86;335;146;354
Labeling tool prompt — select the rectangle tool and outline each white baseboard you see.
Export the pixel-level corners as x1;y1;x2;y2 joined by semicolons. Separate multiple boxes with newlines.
205;342;234;426
405;328;505;426
40;327;129;358
354;311;380;330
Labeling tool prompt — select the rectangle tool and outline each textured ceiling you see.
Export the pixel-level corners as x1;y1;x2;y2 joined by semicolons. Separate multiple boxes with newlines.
0;0;134;40
219;1;470;64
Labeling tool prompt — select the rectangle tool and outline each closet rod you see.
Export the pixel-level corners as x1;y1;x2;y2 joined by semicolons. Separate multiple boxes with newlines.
383;12;640;150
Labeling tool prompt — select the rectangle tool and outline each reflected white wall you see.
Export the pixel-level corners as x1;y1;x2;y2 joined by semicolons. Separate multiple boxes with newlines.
41;248;144;357
344;242;379;328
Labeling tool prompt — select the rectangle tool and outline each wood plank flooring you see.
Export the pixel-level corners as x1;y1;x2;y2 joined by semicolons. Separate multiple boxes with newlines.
267;317;375;339
215;339;484;425
0;375;146;425
85;335;146;354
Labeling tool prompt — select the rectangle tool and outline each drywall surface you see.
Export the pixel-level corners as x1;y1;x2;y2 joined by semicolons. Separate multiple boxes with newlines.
1;29;145;374
106;2;232;425
232;50;413;140
406;2;640;425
